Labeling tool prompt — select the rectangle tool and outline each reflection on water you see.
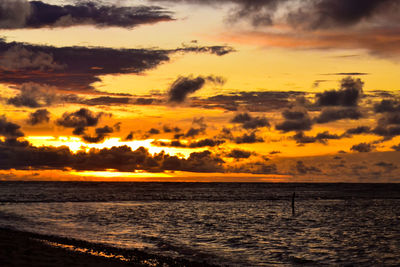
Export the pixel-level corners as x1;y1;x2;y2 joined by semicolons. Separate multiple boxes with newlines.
38;239;130;262
0;182;399;266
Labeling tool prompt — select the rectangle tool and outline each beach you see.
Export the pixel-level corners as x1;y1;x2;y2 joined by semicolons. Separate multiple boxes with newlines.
0;228;212;267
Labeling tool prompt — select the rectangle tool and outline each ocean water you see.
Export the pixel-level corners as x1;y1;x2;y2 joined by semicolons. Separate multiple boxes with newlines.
0;182;399;266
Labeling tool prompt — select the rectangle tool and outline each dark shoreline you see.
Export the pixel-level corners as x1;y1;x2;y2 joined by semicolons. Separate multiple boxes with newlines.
0;227;217;267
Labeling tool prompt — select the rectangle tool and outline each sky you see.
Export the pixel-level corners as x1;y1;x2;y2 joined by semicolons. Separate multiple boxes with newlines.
1;0;400;182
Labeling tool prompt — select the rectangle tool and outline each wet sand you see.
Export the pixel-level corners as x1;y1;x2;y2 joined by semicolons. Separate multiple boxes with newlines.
0;228;214;267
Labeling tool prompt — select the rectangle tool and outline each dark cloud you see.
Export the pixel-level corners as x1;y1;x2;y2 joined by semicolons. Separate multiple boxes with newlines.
201;91;300;112
351;142;375;153
374;100;400;113
0;1;173;29
185;127;205;138
230;161;277;174
0;40;234;92
184;150;225;173
56;108;106;135
372;112;400;138
231;112;269;129
135;98;155;105
293;131;341;144
315;107;362;123
7;82;57;108
84;96;132;106
345;126;371;135
152;140;185;148
156;1;400;57
0;139;225;173
323;72;369;76
295;161;321;174
168;75;225;103
0;135;231;173
148;128;160;135
375;161;397;173
269;150;281;155
316;77;363;107
152;138;225;148
0;116;24;140
312;80;328;88
176;45;235;56
275;107;312;132
163;125;181;133
125;131;134;141
234;131;264;144
226;149;251;159
392;144;400;151
189;138;225;148
82;125;114;143
27;109;50;125
0;45;65;71
184;117;207;138
155;0;400;29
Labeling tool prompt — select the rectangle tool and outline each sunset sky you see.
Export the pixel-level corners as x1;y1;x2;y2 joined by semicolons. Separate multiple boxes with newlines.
1;0;400;182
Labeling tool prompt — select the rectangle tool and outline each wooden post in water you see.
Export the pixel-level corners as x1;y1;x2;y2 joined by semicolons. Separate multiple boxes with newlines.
292;192;296;216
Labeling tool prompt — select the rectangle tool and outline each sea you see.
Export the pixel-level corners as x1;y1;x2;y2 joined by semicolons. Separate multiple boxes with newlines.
0;182;399;266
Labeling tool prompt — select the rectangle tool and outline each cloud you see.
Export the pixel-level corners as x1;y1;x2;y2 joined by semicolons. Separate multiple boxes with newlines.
163;125;181;133
225;27;400;57
82;125;115;143
293;131;341;144
372;112;400;138
375;161;397;173
315;107;362;123
153;138;225;148
226;149;251;159
0;116;24;140
84;96;132;106
0;1;173;29
7;83;58;108
316;77;363;107
230;161;277;175
374;99;400;113
184;150;225;172
148;128;161;135
125;131;134;141
345;126;371;135
323;72;369;76
56;108;106;135
168;75;225;103
0;45;64;71
160;1;400;57
351;142;375;153
392;144;400;151
0;40;234;92
295;161;321;174
0;0;32;29
27;109;50;125
202;91;300;112
184;117;207;138
234;131;264;144
231;112;269;129
156;0;400;29
176;45;236;56
0;139;228;173
275;107;312;132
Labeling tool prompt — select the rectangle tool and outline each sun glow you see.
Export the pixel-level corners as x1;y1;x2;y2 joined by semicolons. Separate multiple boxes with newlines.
26;136;204;158
70;169;172;179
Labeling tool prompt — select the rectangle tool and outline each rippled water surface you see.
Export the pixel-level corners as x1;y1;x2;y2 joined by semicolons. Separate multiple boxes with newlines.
0;182;399;266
